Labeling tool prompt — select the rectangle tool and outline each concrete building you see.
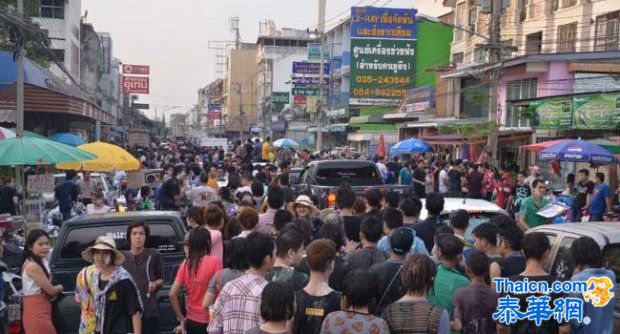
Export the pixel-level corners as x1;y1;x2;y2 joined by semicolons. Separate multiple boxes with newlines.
440;0;620;178
223;43;259;139
320;12;453;155
29;0;82;82
256;20;312;141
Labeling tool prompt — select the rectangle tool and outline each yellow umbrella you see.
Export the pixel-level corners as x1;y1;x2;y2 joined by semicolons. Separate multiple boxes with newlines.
56;141;141;172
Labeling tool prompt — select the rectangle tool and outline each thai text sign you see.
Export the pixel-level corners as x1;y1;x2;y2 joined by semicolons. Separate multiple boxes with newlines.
292;62;330;75
272;92;290;105
529;92;620;130
351;7;418;39
572;92;620;129
529;98;572;130
292;87;320;96
122;76;149;94
291;76;329;87
349;38;416;105
307;43;330;60
122;64;150;75
350;7;417;105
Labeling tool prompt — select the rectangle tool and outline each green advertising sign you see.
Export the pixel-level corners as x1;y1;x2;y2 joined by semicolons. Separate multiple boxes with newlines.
349;38;416;105
272;92;289;105
530;97;572;130
572;92;620;129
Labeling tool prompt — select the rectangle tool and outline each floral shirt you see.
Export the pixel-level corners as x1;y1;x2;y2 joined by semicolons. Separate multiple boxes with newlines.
75;264;99;334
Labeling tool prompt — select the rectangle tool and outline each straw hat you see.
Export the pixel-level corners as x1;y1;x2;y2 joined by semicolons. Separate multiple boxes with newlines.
81;236;125;266
292;195;319;215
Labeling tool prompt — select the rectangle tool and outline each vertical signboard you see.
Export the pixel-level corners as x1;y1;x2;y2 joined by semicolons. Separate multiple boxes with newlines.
349;7;418;105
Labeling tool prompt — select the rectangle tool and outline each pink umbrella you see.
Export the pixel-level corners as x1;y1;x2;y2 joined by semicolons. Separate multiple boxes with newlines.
0;127;15;140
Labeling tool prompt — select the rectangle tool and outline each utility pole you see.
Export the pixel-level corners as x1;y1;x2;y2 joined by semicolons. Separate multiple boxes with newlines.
487;0;502;165
235;82;244;140
315;0;326;151
16;0;24;138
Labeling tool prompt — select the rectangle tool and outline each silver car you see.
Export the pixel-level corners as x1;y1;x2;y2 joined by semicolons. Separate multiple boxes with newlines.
419;197;509;241
43;173;118;207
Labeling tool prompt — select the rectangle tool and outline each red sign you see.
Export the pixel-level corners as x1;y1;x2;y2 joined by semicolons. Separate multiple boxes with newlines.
122;64;150;75
122;76;149;94
293;95;306;105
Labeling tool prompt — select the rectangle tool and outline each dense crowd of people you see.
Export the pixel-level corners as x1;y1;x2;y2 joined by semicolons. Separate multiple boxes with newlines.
9;138;620;334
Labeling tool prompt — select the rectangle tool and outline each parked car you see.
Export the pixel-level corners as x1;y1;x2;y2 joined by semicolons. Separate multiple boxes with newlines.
49;211;187;334
529;222;620;331
419;197;509;241
289;167;304;185
43;173;118;208
293;160;410;208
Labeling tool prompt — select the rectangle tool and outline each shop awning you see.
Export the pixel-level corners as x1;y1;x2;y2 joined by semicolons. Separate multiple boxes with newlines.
422;129;532;146
568;62;620;74
349;114;385;124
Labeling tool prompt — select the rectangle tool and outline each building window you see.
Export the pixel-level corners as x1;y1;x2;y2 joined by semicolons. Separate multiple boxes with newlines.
505;78;537;128
595;11;620;51
50;49;64;62
468;7;477;34
561;0;577;9
474;47;487;63
501;40;514;59
455;2;467;41
40;0;64;19
526;31;542;54
452;52;464;65
557;22;577;52
518;0;527;22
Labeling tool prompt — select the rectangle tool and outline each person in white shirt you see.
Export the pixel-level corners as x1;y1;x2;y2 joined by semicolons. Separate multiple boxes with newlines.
186;173;218;207
438;162;449;194
376;156;388;181
236;171;253;195
86;191;111;214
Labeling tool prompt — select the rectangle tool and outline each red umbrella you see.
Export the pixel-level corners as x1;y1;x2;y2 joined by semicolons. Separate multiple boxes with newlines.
521;139;572;153
377;134;386;158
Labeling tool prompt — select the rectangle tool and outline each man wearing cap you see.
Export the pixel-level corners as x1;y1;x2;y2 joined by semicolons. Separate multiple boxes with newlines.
370;227;414;316
78;236;143;334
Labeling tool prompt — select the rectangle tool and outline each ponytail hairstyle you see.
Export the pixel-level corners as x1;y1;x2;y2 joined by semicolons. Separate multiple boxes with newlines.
185;226;212;277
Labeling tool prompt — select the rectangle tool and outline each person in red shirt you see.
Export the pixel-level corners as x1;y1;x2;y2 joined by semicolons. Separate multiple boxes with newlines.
495;173;514;210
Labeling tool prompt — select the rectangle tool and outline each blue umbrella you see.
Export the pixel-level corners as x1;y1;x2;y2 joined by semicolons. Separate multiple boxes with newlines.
49;133;86;147
389;138;433;155
273;138;299;148
538;139;616;164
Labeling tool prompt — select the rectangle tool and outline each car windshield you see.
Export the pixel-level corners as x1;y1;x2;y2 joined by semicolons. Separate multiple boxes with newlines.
438;212;501;242
315;165;380;186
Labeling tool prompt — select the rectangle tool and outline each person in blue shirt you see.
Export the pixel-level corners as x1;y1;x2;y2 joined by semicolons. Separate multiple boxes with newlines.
399;161;413;187
377;207;428;257
588;172;613;222
54;170;81;221
570;236;616;334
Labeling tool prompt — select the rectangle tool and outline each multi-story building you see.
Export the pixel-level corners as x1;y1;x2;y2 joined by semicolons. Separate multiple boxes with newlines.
321;11;453;155
29;0;82;82
441;0;620;179
256;21;312;141
223;43;259;139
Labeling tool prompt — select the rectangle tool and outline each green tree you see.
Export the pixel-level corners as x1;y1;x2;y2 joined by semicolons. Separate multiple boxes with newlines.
0;0;52;67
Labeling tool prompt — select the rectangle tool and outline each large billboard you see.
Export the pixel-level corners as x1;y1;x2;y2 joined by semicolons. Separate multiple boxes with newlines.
529;92;620;130
349;7;418;105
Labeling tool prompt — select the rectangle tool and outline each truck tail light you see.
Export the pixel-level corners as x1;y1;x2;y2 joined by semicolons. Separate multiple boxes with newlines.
8;321;20;334
327;192;337;208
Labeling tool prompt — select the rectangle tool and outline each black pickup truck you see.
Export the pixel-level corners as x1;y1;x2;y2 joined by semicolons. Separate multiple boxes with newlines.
50;211;186;334
293;160;410;208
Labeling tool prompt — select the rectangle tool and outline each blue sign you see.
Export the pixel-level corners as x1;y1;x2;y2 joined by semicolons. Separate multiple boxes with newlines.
291;76;329;87
351;7;418;40
292;62;330;75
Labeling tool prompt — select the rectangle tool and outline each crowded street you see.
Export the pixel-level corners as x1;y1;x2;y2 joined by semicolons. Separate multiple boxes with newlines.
1;0;620;334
